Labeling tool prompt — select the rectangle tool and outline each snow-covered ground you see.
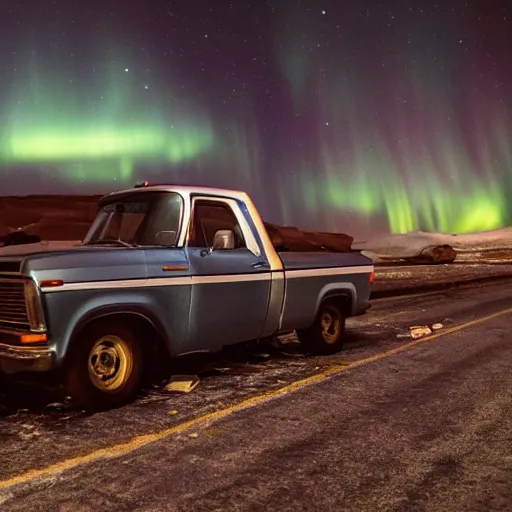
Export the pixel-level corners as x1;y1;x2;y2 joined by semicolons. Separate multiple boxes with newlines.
352;227;512;260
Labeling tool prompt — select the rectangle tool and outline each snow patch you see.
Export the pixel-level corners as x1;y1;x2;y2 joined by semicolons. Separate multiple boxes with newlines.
353;228;512;259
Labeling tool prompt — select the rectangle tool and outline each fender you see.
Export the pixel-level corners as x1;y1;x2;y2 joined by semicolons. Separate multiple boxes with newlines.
65;303;173;359
315;282;356;317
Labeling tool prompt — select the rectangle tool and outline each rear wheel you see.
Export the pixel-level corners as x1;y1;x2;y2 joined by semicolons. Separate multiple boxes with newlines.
297;300;346;355
64;320;143;410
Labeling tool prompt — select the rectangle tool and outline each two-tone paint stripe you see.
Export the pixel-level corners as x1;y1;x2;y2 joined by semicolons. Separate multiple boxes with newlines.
40;265;374;293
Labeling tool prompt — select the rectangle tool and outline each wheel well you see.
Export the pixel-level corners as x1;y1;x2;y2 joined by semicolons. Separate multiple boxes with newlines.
68;312;171;374
322;292;352;316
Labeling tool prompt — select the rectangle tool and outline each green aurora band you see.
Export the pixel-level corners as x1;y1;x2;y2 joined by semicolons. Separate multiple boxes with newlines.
275;6;511;234
0;49;215;183
1;38;511;235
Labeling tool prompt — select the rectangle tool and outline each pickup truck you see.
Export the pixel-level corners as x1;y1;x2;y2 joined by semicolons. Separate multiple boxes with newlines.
0;184;374;409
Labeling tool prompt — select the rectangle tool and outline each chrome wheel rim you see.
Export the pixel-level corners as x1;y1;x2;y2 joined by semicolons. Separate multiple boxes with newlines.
320;312;341;344
88;335;133;391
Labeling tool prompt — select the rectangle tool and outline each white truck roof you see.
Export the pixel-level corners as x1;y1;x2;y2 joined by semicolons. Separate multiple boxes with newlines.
103;184;251;203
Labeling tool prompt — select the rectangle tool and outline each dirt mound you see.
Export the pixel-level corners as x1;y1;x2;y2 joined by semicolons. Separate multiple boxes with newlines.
0;195;101;241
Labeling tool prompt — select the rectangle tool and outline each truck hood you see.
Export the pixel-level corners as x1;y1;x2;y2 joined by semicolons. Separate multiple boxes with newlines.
0;241;82;257
0;242;148;284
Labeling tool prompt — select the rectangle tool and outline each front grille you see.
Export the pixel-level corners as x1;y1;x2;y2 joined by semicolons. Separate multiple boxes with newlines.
0;280;29;329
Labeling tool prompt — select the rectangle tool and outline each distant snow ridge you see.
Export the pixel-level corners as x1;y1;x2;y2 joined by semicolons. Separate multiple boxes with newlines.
352;228;512;260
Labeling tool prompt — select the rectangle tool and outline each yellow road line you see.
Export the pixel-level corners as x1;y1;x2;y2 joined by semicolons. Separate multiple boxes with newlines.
1;305;512;491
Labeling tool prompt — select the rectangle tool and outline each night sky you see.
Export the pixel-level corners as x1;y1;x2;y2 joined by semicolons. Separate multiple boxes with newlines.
0;0;511;236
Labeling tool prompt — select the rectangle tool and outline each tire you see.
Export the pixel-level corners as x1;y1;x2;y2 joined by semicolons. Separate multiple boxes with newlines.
297;300;346;355
64;320;144;411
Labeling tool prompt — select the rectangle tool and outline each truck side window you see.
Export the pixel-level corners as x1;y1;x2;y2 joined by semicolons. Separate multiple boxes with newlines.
136;193;182;245
189;201;246;249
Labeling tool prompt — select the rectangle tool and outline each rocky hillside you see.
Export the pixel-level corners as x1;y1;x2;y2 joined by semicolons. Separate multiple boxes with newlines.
0;195;101;241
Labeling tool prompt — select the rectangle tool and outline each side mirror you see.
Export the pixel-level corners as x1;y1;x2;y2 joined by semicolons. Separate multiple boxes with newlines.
155;230;177;247
212;230;235;250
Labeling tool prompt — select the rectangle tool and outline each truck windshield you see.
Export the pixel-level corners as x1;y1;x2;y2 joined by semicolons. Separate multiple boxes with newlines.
83;192;183;247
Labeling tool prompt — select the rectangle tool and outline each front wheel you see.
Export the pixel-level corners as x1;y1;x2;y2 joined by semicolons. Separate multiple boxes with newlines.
64;320;143;410
297;301;346;355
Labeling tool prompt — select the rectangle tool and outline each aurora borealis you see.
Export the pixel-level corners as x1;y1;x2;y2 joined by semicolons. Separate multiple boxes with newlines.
0;1;511;236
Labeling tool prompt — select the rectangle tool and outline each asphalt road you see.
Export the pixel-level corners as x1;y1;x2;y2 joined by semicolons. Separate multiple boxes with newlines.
1;280;512;510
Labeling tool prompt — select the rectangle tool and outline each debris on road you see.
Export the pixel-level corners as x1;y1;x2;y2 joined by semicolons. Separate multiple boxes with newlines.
169;410;179;415
164;375;200;393
46;402;65;409
395;325;436;339
19;429;42;440
409;325;433;339
398;322;443;339
249;352;271;362
279;351;306;358
188;432;199;439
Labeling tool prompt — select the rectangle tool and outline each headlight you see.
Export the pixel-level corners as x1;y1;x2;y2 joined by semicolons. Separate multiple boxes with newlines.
24;280;46;332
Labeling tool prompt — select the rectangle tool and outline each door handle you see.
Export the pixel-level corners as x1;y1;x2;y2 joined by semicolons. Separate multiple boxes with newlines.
251;261;270;269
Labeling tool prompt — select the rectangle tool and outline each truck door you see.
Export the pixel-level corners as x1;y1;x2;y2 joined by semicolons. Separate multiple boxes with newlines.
185;197;272;350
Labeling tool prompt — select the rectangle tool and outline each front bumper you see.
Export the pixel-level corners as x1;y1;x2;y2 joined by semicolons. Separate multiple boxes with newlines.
0;340;55;374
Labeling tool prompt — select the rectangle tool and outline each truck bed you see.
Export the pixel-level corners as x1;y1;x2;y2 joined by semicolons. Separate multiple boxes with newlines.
278;251;372;271
277;248;373;332
263;222;355;253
